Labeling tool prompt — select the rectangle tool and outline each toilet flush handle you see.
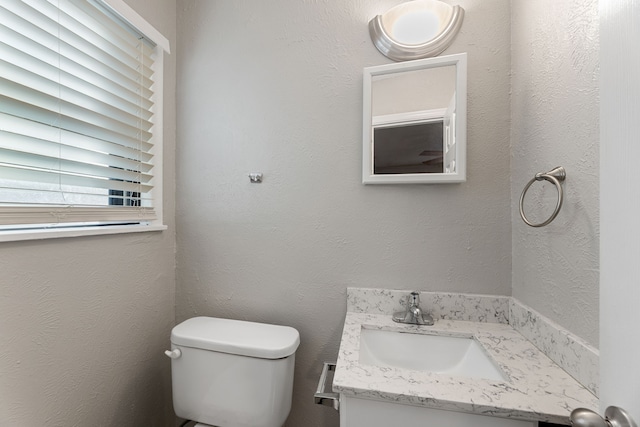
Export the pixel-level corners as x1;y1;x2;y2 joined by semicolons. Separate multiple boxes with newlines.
164;348;182;359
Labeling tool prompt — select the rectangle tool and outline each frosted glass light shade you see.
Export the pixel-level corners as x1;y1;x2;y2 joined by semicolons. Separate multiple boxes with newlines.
369;0;464;61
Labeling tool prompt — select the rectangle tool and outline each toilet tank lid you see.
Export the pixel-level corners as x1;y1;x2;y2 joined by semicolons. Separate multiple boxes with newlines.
171;317;300;359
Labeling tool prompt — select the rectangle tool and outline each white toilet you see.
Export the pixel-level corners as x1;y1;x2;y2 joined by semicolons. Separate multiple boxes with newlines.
166;316;300;427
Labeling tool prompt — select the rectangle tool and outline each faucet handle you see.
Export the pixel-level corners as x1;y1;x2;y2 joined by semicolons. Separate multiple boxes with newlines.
408;291;420;307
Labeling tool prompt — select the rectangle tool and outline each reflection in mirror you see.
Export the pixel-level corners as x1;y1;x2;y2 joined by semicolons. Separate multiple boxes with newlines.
373;121;445;174
362;53;466;184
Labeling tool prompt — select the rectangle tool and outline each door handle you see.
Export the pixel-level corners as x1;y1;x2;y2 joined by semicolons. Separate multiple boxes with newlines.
571;406;637;427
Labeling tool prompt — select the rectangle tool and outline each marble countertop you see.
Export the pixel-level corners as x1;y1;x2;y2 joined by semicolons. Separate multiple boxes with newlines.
333;312;598;425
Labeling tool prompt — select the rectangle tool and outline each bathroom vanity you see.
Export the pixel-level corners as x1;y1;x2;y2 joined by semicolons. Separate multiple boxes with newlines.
327;289;599;427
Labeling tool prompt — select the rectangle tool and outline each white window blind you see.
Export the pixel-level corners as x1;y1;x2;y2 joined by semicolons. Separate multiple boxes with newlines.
0;0;164;230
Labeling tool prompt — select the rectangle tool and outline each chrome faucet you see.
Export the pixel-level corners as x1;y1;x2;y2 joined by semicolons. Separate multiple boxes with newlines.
392;291;434;326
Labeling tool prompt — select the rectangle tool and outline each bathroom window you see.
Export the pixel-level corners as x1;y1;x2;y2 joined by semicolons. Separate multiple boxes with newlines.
0;0;170;241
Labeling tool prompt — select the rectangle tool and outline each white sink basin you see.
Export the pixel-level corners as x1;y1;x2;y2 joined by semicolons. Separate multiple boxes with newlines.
358;328;507;382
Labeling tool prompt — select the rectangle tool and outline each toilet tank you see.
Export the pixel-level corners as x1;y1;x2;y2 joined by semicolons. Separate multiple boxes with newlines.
169;317;300;427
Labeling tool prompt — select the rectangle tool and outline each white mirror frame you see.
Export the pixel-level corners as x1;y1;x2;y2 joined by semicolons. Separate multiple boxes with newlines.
362;53;467;184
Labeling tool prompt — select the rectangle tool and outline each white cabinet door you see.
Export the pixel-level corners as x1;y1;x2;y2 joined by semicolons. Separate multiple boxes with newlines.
340;396;535;427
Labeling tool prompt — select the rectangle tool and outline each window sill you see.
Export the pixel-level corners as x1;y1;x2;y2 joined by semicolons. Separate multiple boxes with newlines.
0;224;168;243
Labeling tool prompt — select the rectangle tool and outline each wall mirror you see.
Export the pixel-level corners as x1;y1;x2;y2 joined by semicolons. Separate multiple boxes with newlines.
362;53;467;184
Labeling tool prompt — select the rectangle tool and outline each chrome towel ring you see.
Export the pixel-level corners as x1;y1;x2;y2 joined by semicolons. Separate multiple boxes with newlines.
519;166;566;227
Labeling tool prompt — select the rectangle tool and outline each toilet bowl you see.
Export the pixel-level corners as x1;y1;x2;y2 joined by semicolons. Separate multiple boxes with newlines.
166;316;300;427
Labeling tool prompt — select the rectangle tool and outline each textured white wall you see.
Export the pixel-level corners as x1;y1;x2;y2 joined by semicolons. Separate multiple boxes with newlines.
0;0;177;425
510;0;600;346
176;1;511;425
